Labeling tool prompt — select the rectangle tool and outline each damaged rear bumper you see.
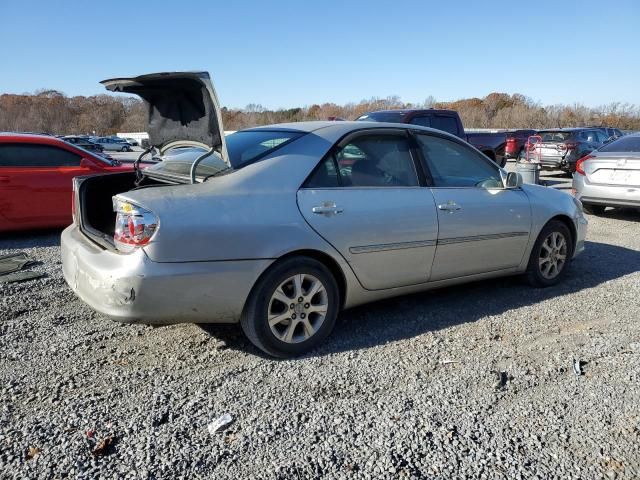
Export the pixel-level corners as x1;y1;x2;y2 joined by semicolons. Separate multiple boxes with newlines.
61;225;272;324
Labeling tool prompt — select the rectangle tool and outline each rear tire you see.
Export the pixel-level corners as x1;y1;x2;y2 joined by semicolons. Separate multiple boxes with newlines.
583;204;606;215
240;257;339;358
526;220;573;288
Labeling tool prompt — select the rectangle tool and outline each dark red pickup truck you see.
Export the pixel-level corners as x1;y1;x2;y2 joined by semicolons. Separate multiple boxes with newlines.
356;109;509;167
505;129;538;161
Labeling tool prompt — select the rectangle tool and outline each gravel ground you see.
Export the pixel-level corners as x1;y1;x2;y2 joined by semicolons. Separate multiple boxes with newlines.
1;193;639;479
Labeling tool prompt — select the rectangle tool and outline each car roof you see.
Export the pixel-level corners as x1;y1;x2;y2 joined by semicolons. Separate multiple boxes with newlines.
0;132;65;142
0;132;96;150
240;120;465;144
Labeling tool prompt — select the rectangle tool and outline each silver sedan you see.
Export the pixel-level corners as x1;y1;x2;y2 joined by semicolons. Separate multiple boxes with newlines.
61;72;587;357
573;133;640;214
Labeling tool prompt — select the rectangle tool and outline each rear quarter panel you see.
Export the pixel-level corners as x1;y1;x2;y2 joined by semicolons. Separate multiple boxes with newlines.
120;131;341;264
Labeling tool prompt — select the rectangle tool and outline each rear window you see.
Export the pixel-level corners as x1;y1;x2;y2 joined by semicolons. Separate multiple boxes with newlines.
599;135;640;152
356;112;406;123
538;131;573;142
227;130;304;167
145;130;305;180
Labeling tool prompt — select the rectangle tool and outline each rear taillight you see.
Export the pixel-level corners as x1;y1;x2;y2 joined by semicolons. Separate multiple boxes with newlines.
113;198;158;252
505;138;517;152
575;155;593;176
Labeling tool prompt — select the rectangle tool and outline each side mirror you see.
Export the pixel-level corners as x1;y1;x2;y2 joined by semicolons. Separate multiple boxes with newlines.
505;171;523;188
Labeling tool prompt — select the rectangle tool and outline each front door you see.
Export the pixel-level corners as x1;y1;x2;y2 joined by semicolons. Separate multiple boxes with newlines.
413;132;531;280
297;130;438;290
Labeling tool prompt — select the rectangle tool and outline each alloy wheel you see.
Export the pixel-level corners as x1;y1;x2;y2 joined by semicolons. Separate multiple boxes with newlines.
538;231;568;279
267;274;328;344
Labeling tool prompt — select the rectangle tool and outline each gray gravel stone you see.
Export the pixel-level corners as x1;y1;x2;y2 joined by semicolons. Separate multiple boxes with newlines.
1;204;639;479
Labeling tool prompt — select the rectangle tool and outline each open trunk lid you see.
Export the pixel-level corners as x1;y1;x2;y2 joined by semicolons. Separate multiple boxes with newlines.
101;71;228;164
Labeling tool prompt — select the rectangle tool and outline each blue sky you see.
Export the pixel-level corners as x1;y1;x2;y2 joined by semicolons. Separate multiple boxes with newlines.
1;0;638;109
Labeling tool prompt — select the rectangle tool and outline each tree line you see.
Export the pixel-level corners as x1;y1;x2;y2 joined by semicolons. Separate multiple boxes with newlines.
1;89;639;135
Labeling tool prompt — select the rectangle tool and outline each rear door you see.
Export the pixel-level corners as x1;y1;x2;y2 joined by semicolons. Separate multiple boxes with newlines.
414;132;531;280
0;143;87;229
297;129;439;290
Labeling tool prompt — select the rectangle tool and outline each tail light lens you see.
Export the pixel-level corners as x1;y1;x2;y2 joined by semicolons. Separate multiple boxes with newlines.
505;138;517;152
575;155;593;176
113;198;158;252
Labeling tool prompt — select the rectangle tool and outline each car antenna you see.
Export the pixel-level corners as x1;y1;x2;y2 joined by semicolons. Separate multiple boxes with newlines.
190;148;215;184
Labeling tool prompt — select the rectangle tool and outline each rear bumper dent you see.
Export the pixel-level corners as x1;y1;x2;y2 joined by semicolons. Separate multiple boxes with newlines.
61;225;272;324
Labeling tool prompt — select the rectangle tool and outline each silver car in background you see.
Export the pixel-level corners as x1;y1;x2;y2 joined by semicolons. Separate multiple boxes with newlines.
92;136;133;152
61;72;587;357
573;134;640;214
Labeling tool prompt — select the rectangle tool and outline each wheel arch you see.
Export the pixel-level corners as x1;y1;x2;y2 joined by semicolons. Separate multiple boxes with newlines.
548;214;577;256
245;249;348;315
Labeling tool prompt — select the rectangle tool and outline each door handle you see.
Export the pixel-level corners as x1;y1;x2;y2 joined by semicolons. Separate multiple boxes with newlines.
438;201;461;212
312;202;344;216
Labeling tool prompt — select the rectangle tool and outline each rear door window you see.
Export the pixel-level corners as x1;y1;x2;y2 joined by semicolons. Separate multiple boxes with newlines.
305;133;419;188
335;134;418;187
0;144;81;167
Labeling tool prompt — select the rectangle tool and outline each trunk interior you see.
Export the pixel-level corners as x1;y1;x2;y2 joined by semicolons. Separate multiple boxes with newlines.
78;172;166;248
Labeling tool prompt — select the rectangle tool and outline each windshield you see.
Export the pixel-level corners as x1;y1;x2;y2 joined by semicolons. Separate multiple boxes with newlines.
599;135;640;152
144;130;305;180
538;131;574;142
356;111;406;123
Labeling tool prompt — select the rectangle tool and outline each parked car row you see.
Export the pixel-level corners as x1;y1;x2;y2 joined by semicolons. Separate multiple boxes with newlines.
356;109;509;167
528;127;623;173
355;110;624;172
6;71;637;357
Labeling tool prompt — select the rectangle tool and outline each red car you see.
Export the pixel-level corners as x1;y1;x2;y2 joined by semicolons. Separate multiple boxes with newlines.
0;133;134;232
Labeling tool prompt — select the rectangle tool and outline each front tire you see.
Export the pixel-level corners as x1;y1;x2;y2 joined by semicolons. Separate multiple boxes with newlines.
526;220;573;288
240;257;339;357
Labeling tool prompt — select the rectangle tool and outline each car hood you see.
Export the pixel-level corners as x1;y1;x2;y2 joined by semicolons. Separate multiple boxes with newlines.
101;71;228;162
